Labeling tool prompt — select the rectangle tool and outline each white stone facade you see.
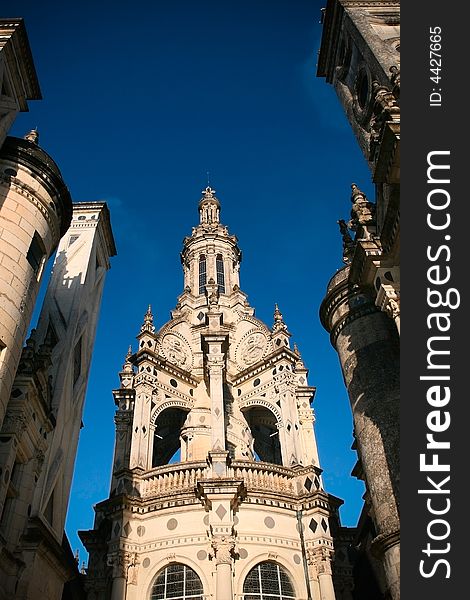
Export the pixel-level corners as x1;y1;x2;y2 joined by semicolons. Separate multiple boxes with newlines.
81;188;345;600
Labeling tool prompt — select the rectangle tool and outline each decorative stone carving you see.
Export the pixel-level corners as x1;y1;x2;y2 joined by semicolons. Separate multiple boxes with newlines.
107;550;138;581
209;535;237;565
349;184;376;230
348;184;376;240
238;332;267;367
162;334;192;368
1;412;28;436
369;78;400;162
306;546;334;575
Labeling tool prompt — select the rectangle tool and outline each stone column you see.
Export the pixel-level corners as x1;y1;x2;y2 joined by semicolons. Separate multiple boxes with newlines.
109;551;127;600
109;550;138;600
316;549;336;600
210;535;236;600
307;548;336;600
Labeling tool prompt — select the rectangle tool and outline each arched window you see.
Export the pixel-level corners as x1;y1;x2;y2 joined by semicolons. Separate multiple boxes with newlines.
199;255;207;295
151;563;203;600
243;562;295;600
216;254;225;293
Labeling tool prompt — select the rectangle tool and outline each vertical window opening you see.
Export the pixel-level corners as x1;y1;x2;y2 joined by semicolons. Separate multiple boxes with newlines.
73;337;82;384
26;232;46;279
216;254;225;293
198;255;207;295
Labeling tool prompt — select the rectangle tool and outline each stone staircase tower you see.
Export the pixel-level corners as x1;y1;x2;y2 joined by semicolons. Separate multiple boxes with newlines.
80;188;349;600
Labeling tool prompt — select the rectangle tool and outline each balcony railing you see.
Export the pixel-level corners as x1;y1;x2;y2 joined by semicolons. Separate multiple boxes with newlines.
137;460;321;499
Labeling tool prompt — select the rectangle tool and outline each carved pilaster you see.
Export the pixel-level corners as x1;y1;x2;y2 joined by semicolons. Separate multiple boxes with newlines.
307;546;334;574
107;550;138;581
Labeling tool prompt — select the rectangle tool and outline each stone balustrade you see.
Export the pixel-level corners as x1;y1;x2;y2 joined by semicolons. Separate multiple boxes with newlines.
139;461;208;497
138;460;321;499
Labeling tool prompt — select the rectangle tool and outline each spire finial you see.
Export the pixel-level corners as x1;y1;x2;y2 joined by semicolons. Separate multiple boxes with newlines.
293;342;306;369
24;127;39;145
122;345;134;373
273;303;288;332
140;305;155;334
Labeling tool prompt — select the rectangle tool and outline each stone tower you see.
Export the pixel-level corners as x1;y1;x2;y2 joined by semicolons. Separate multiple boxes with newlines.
317;2;400;599
80;188;347;600
0;202;116;599
0;131;72;432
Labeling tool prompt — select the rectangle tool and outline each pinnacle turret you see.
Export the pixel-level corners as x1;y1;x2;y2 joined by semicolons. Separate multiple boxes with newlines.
140;305;155;334
122;346;134;372
272;303;288;333
348;182;376;234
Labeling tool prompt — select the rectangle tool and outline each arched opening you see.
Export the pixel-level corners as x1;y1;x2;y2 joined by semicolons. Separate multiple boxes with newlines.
152;407;188;467
243;406;282;465
243;562;295;600
151;563;203;600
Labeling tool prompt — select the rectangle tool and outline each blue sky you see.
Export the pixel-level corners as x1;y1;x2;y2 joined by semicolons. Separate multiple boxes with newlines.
6;0;373;561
